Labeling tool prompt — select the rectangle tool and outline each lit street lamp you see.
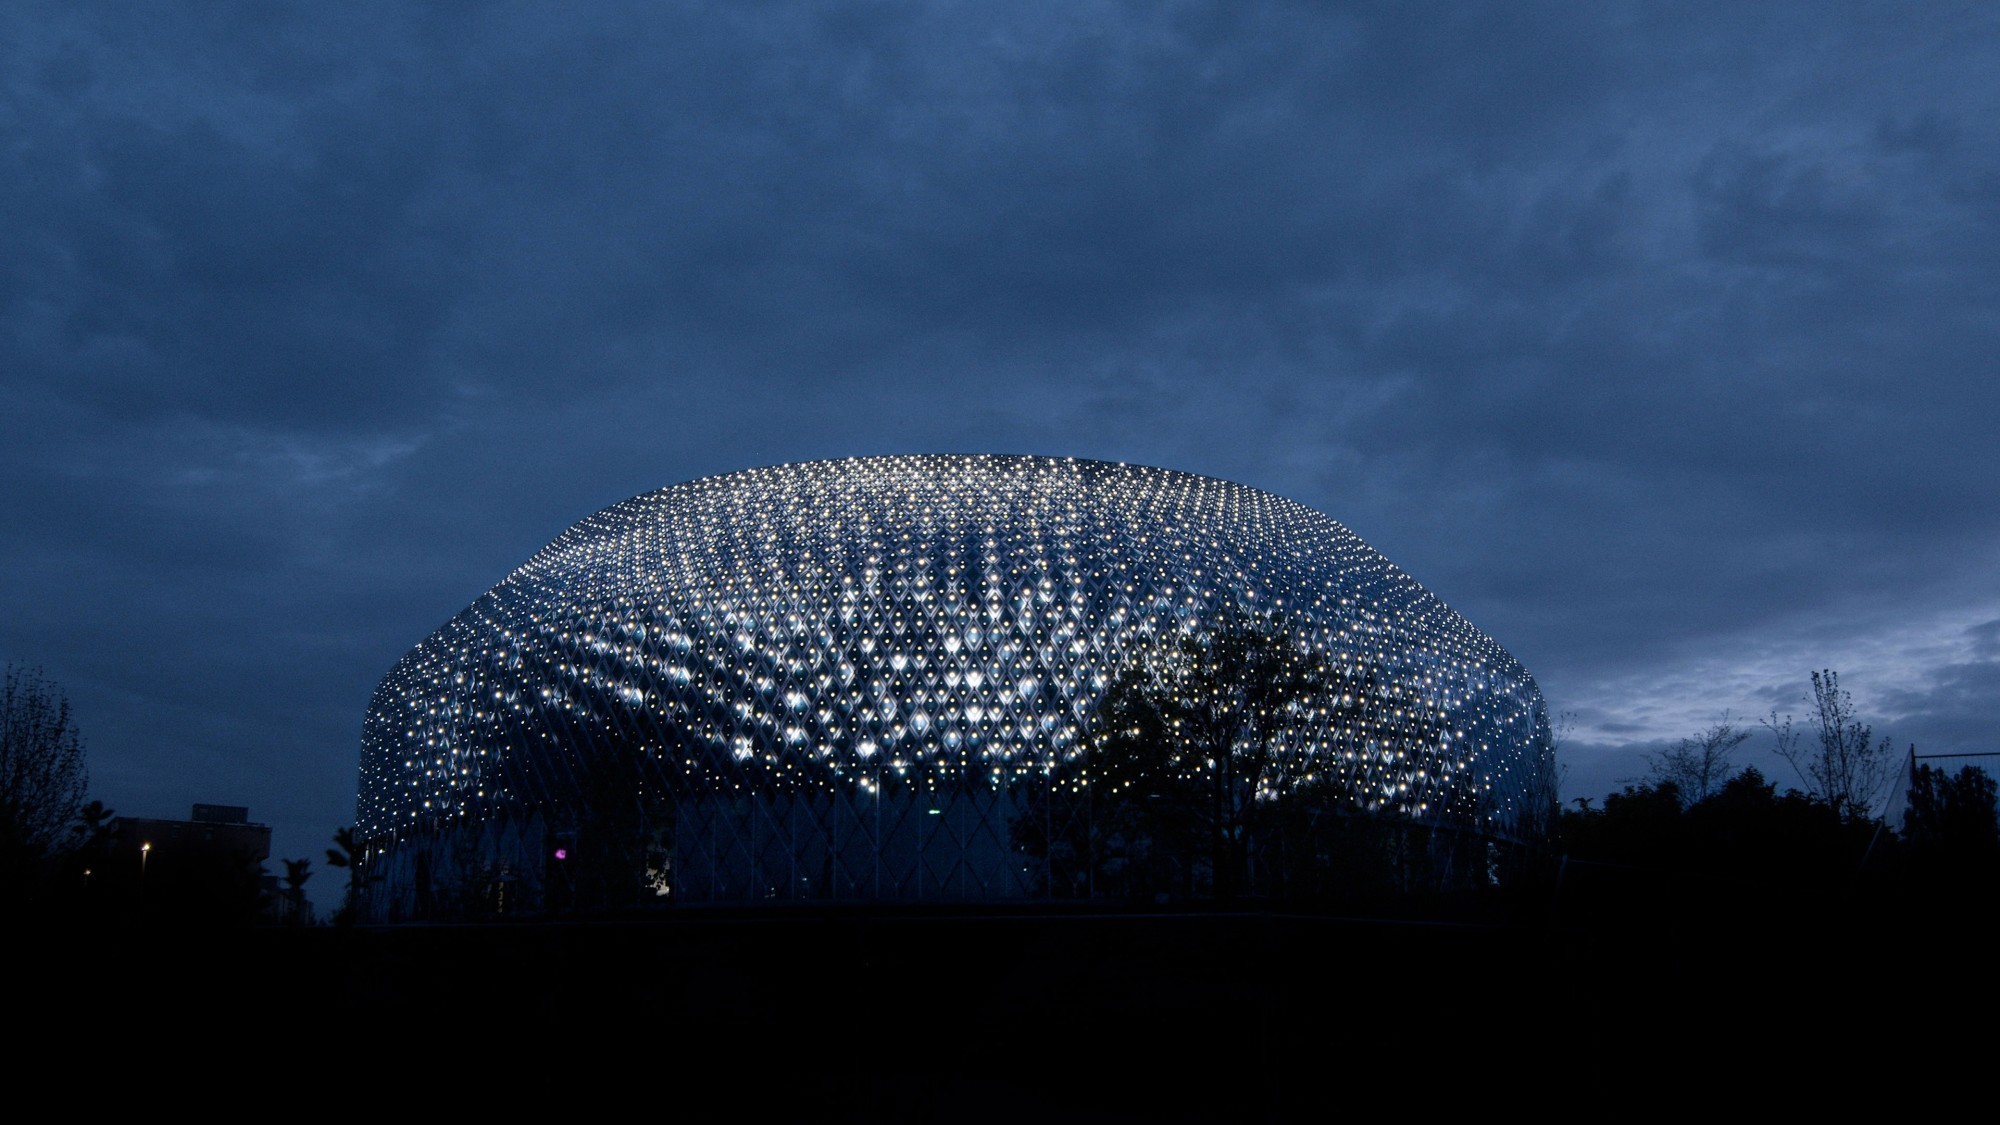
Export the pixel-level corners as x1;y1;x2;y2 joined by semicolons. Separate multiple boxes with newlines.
140;841;151;880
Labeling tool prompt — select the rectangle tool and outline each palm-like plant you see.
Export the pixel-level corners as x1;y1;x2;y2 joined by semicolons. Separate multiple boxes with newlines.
325;826;362;924
278;856;311;924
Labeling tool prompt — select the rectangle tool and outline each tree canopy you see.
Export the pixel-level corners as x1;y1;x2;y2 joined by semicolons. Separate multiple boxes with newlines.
1013;605;1498;901
1;663;89;893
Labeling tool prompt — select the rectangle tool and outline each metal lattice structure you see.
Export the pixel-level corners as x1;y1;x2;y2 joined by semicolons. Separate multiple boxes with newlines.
356;455;1553;918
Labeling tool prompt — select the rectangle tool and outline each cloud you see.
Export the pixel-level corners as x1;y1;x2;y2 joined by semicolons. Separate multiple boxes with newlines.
5;0;1999;870
1876;619;2000;758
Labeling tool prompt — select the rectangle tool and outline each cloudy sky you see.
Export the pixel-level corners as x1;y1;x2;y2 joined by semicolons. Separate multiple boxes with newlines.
6;3;1996;906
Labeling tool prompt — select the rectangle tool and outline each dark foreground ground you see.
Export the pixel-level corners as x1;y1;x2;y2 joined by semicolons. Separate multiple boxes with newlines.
20;882;1990;1119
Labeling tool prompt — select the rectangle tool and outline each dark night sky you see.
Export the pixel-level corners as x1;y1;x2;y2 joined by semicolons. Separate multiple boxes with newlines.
5;3;1997;913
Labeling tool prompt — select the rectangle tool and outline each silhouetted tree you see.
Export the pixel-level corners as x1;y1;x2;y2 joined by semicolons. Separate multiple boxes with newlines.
57;798;116;912
1680;767;1864;880
1558;779;1684;869
1764;670;1898;822
1;663;89;900
1046;605;1350;899
325;826;363;924
1556;766;1876;934
1902;762;1998;860
74;798;115;846
1645;714;1750;808
282;857;313;925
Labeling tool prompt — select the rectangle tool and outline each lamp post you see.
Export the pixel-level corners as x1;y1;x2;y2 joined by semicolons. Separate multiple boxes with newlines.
140;841;151;880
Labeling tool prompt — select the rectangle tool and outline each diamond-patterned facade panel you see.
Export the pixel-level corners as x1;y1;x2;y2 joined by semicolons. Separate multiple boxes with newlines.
356;455;1553;917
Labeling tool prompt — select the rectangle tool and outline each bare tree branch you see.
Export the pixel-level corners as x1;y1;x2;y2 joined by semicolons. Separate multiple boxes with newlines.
1762;670;1897;821
1646;712;1751;808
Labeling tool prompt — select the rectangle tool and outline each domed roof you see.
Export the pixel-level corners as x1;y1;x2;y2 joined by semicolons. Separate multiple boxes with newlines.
358;455;1551;900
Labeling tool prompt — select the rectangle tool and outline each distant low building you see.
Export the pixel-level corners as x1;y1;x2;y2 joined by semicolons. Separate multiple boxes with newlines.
102;804;272;923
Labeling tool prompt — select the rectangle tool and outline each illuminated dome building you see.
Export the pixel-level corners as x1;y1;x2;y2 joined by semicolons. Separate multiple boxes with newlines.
357;455;1553;919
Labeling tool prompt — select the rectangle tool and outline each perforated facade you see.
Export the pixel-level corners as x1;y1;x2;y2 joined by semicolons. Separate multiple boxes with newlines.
356;455;1552;917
